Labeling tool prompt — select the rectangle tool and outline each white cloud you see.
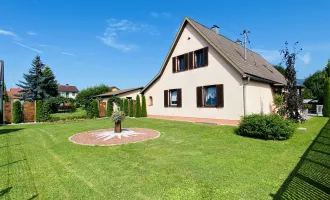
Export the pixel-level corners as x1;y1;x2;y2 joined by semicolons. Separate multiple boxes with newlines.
98;19;158;52
26;31;37;36
38;44;47;47
0;29;20;40
14;42;42;53
150;12;172;19
62;52;75;56
252;49;282;63
298;52;311;64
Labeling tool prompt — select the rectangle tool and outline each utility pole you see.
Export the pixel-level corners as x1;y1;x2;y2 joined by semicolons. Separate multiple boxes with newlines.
0;60;4;124
241;30;250;61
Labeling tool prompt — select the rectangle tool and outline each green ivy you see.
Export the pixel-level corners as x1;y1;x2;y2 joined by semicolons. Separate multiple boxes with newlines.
135;95;141;118
129;99;134;117
141;95;147;117
12;101;23;123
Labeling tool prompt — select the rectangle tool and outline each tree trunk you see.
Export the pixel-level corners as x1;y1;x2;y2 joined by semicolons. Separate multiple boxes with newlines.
114;122;121;133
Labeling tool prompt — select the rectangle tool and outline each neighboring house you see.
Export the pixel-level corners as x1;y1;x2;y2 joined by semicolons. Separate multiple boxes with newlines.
109;86;120;91
141;17;286;123
98;87;143;109
58;84;79;99
7;88;22;101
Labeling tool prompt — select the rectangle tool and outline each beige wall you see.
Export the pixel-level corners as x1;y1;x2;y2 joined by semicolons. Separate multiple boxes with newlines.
143;23;245;120
245;80;274;114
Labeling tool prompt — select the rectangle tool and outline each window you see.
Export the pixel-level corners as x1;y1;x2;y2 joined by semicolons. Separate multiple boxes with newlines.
170;90;177;105
164;89;182;107
177;55;185;71
195;49;204;67
66;92;69;98
72;92;76;96
204;86;216;106
149;96;153;106
196;85;224;108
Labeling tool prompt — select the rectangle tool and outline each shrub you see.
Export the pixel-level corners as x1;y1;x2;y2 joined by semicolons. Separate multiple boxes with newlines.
237;114;296;140
273;94;285;116
12;101;23;123
36;100;43;122
123;99;129;116
107;99;113;117
67;102;76;113
141;95;147;117
111;110;126;123
75;84;111;106
323;78;330;117
40;101;52;122
86;100;99;118
135;95;141;117
120;98;124;111
129;99;134;117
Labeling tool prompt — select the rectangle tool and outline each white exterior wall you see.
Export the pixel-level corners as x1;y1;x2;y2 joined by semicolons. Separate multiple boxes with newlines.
245;80;274;114
143;24;244;120
60;92;77;99
101;90;142;110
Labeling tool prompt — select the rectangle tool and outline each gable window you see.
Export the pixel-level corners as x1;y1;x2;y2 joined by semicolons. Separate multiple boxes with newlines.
204;86;216;106
195;49;204;67
196;84;224;108
164;89;182;107
149;96;153;106
177;55;185;71
66;92;69;98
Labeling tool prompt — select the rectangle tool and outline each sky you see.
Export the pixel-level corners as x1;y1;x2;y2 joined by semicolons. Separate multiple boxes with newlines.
1;0;329;90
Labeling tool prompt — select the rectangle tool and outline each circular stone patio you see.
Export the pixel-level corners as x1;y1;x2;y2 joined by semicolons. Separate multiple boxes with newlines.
69;128;160;146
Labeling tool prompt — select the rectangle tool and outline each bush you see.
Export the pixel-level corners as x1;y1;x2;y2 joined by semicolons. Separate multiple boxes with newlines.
47;96;75;113
75;84;111;106
86;100;99;118
40;101;52;122
323;78;330;117
237;114;296;140
129;99;134;117
123;99;129;116
141;95;147;117
36;100;43;122
12;101;23;123
135;95;141;117
120;99;124;111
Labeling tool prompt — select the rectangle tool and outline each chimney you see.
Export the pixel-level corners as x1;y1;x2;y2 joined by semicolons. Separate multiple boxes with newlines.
211;25;219;34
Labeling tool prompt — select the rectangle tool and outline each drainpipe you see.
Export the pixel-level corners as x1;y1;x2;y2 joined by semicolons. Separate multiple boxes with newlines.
243;76;250;116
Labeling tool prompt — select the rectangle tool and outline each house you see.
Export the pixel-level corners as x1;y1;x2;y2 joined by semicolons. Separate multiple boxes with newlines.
7;88;22;101
58;84;79;99
109;86;120;91
98;87;143;109
141;17;286;124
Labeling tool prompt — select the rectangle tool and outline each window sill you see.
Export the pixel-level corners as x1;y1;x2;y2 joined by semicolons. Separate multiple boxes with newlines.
194;65;207;69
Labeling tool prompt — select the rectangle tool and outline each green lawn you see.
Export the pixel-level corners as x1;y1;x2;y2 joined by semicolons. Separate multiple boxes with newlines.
0;117;328;199
50;108;87;120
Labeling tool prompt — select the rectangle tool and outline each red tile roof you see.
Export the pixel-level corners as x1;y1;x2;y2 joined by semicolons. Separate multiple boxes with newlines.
58;84;79;93
7;88;22;99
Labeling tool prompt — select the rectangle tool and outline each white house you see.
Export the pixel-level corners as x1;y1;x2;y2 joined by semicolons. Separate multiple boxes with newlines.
141;17;286;124
58;84;79;99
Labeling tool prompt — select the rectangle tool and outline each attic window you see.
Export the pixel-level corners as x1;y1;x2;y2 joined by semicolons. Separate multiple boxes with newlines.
263;65;274;73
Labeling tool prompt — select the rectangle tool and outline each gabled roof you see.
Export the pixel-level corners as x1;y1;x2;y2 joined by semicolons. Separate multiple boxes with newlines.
7;88;22;99
97;87;143;98
141;17;286;93
109;86;120;90
58;84;79;93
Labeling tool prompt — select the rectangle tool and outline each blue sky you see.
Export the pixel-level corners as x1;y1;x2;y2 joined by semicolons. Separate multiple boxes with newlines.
1;0;329;90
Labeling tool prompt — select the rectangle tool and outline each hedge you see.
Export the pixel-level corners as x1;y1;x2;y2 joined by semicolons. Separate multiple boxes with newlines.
129;99;134;117
86;100;99;118
323;78;330;117
141;95;147;117
237;114;296;140
107;99;113;117
12;101;23;123
36;100;43;122
124;99;129;116
135;95;141;117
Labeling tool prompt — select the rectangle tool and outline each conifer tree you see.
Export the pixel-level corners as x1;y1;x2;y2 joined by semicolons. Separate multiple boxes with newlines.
124;98;129;116
135;95;141;117
141;95;147;117
17;56;59;101
129;99;134;117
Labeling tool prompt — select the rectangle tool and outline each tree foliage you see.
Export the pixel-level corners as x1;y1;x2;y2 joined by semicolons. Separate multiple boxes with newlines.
76;84;111;107
3;83;9;102
123;98;129;116
135;95;141;117
86;100;99;118
273;65;286;76
141;95;147;117
129;99;134;117
303;70;325;100
106;96;121;117
12;101;23;123
281;42;303;122
17;56;59;101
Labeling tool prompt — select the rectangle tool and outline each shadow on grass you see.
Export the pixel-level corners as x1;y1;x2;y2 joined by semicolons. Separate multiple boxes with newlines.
0;128;24;135
272;120;330;199
0;187;12;197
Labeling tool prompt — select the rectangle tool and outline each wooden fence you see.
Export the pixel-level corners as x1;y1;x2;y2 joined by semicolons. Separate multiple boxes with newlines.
2;101;36;124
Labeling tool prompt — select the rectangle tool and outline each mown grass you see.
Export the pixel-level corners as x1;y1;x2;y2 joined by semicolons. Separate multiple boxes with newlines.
50;108;87;120
0;117;328;199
